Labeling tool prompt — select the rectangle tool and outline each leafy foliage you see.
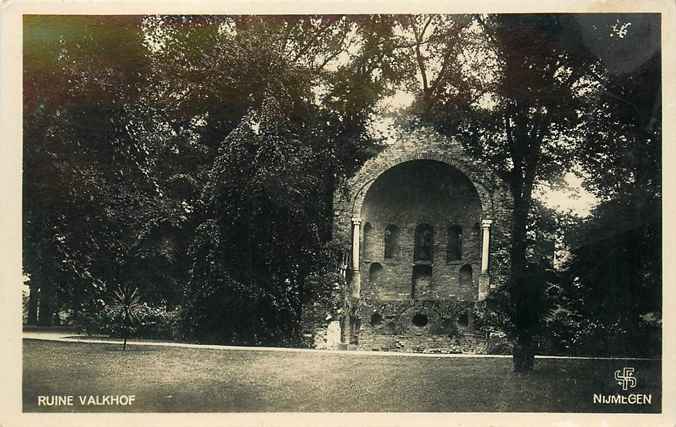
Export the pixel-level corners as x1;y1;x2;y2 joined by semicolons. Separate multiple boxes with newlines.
23;15;660;358
23;16;174;324
183;99;319;345
23;15;388;337
545;15;661;357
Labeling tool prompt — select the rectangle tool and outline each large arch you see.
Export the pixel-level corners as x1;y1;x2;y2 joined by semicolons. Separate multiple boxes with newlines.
348;148;496;221
333;128;512;243
358;159;484;302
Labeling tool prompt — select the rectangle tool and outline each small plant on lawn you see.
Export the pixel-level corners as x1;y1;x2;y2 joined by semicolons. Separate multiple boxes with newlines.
111;285;143;351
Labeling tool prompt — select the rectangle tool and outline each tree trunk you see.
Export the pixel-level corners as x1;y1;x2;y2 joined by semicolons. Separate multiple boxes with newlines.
37;273;55;326
513;333;536;372
27;282;39;325
510;183;536;372
71;288;81;324
122;309;129;351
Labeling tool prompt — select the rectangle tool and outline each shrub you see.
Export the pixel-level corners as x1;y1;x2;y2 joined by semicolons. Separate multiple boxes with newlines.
182;263;301;346
79;301;182;340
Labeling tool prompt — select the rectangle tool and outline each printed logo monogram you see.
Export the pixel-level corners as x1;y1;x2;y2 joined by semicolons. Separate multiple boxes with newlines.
614;367;637;391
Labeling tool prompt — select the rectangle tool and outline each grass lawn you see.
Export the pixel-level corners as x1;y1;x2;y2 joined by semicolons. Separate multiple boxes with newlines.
23;339;661;413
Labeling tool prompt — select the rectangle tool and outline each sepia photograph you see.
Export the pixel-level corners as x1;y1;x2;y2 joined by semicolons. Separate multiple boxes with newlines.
8;6;668;421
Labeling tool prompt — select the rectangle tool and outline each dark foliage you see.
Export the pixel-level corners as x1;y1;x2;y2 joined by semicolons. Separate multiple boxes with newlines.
23;15;660;358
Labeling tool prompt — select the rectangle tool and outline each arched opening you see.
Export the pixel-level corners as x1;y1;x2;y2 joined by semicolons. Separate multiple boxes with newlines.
369;262;383;285
447;225;463;262
414;224;434;262
459;264;473;289
384;224;400;259
354;155;490;220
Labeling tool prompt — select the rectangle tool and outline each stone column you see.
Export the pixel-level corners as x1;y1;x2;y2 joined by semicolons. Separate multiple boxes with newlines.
480;220;492;273
339;217;362;350
478;219;493;301
351;217;362;299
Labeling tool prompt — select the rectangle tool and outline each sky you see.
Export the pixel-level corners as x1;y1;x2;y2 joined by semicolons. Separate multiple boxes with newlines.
535;173;597;217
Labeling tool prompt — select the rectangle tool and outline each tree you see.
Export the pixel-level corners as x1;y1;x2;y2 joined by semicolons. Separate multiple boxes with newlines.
411;14;591;370
184;98;320;344
24;16;149;323
325;14;591;366
23;15;402;340
556;14;661;356
555;202;660;356
23;16;191;325
406;14;660;370
141;16;401;344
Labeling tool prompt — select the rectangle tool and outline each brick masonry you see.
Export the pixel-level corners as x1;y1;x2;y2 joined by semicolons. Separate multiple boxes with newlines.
308;125;512;353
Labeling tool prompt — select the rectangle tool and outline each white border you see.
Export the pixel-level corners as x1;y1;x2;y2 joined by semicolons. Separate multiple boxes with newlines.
2;1;674;426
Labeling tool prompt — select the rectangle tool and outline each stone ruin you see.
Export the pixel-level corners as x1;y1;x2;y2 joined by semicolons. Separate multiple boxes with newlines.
303;126;512;354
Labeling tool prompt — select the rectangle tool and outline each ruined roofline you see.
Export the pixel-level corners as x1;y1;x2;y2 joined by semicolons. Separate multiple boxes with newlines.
333;125;513;244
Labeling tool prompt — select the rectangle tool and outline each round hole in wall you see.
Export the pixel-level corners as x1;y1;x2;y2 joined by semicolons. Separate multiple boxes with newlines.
370;312;383;326
412;313;428;327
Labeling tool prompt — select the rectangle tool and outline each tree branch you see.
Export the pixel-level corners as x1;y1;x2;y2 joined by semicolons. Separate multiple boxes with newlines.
292;19;335;63
409;16;430;94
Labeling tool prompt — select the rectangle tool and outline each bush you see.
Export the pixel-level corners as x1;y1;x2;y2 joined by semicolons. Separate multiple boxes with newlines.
472;289;515;339
79;301;182;340
182;264;302;346
538;309;661;357
487;333;513;355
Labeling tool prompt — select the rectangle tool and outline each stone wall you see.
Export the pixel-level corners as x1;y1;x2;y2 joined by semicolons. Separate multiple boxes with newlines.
355;297;489;353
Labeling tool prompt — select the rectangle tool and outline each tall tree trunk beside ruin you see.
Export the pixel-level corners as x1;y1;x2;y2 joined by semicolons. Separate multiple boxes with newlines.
27;281;39;325
37;274;55;326
504;104;550;372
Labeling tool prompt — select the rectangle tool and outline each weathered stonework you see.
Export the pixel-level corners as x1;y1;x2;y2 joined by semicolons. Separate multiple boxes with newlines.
320;125;512;353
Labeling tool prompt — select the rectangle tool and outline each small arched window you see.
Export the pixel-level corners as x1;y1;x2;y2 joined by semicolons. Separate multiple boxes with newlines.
414;224;434;262
447;225;463;262
384;224;400;259
369;262;383;284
